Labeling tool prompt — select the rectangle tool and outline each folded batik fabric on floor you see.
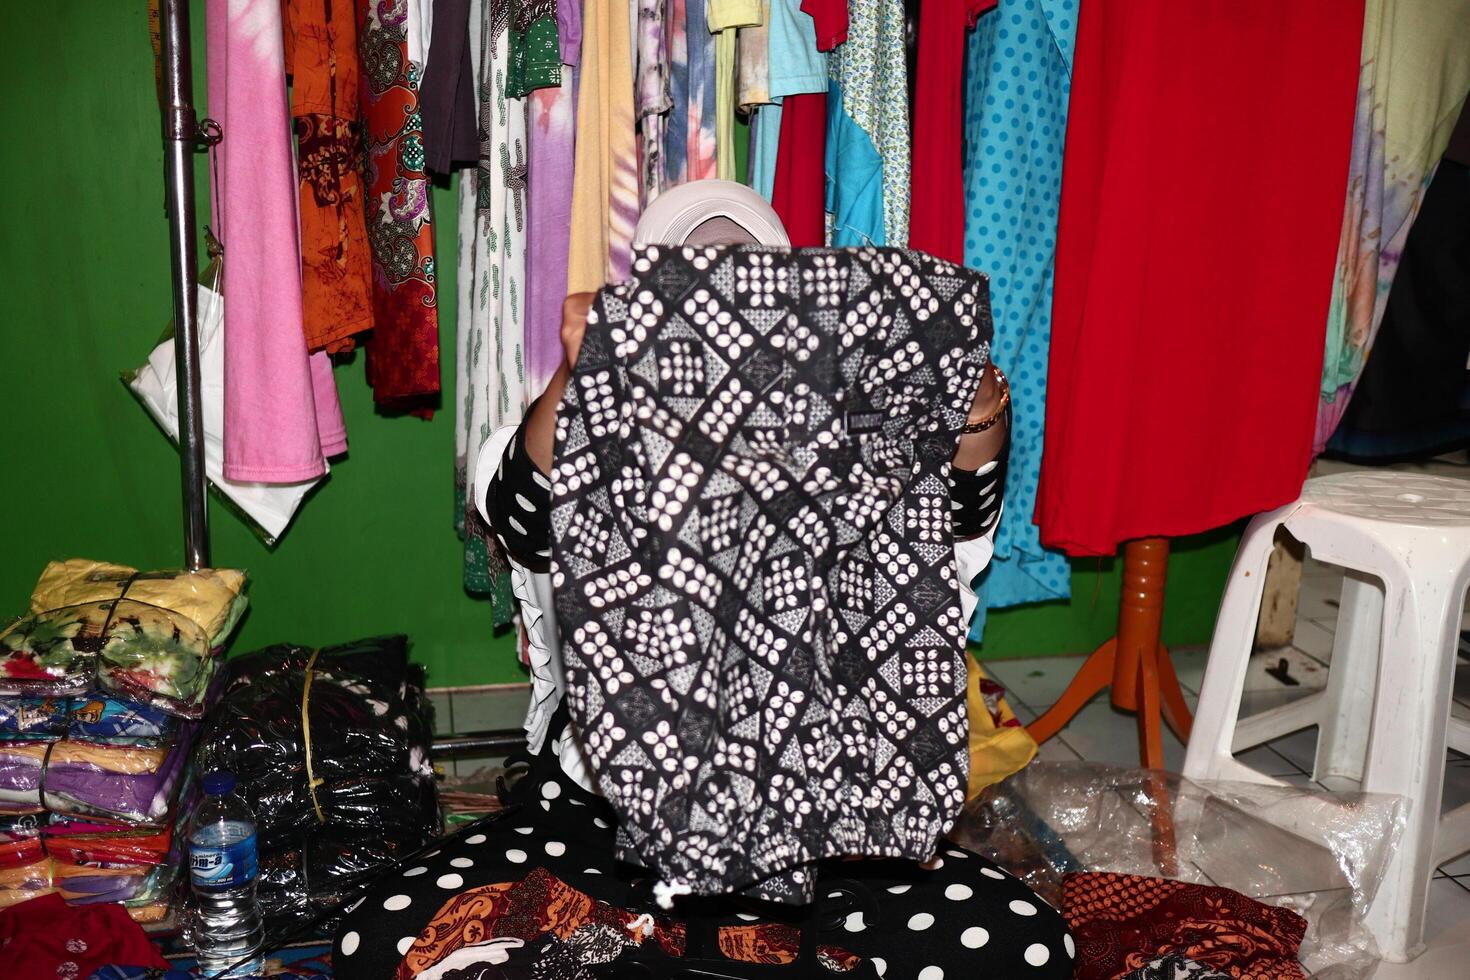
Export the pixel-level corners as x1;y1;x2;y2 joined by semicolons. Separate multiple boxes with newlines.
0;560;248;717
194;636;438;924
551;245;992;904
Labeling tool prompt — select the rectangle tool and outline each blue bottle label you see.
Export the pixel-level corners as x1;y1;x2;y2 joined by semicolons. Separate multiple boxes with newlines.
190;832;258;891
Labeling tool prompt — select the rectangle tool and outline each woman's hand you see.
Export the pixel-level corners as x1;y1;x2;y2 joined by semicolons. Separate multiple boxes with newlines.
560;293;594;367
953;364;1009;472
525;293;596;474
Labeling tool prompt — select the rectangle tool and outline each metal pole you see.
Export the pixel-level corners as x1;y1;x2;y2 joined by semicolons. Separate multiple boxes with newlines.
159;0;210;570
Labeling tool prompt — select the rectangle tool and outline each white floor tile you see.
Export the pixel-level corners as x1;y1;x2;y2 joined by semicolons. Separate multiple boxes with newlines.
1168;647;1209;696
1369;880;1470;978
1053;698;1188;772
1292;619;1338;665
1034;736;1082;763
449;685;532;733
1231;744;1308;778
982;655;1099;716
1296;576;1340;624
1243;645;1330;692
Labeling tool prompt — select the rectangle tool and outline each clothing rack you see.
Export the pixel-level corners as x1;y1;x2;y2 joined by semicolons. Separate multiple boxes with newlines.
158;0;211;572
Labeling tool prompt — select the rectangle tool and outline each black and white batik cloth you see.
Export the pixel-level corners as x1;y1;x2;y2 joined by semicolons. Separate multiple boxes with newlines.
550;244;992;906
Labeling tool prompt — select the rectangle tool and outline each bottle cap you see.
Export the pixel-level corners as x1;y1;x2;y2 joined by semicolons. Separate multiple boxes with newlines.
202;771;237;796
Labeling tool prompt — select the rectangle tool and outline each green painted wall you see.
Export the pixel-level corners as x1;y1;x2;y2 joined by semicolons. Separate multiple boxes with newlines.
1;2;1239;689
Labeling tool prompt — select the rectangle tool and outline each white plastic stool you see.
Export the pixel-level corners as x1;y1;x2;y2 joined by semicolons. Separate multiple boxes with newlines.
1183;471;1470;962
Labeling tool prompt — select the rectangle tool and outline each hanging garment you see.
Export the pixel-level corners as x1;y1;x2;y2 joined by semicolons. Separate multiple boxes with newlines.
710;2;763;182
566;0;639;291
635;0;671;203
736;0;772;112
663;0;720;187
1035;0;1363;557
909;0;992;263
358;0;441;414
826;0;909;246
283;0;376;354
959;0;1077;628
417;0;478;173
207;0;348;483
748;0;829;203
508;0;562;97
526;20;580;396
128;271;323;543
456;0;531;622
1313;0;1470;452
1330;157;1470;459
802;0;848;50
552;244;990;904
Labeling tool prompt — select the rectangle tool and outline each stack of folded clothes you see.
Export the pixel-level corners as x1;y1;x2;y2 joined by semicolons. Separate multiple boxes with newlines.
194;636;439;927
0;559;248;923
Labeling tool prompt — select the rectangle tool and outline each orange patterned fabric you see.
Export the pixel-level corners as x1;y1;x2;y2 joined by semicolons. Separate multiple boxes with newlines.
397;866;861;977
284;0;375;354
1062;872;1308;980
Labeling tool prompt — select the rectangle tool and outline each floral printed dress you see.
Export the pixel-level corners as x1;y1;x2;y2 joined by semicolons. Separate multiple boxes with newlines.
357;0;441;412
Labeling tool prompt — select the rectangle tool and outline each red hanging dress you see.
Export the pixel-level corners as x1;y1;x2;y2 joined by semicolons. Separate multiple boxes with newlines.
1035;0;1365;556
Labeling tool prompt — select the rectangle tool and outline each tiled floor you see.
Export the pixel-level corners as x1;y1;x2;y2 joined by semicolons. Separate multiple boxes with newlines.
982;555;1470;978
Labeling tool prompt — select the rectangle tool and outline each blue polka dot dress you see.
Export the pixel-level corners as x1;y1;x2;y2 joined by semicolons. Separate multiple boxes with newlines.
962;0;1078;636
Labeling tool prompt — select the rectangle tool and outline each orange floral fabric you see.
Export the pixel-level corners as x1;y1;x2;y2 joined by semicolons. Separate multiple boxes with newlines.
283;0;375;354
1062;872;1308;980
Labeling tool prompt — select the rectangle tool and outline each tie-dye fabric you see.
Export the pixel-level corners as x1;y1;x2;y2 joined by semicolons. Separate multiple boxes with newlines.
456;0;530;620
663;0;719;186
1313;0;1470;452
636;0;671;203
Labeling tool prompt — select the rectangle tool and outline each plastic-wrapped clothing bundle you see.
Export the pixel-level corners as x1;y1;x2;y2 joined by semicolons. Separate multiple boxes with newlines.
0;560;248;718
0;799;191;920
193;636;438;923
0;694;177;746
0;721;197;824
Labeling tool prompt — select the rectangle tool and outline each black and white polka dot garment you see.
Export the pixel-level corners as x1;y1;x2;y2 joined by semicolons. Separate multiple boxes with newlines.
550;245;993;905
333;718;1075;980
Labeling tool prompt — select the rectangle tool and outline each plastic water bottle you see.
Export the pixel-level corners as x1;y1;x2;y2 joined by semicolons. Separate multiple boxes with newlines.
189;770;265;977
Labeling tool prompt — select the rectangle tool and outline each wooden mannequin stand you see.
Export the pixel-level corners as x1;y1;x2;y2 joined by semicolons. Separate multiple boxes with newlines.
1026;537;1194;769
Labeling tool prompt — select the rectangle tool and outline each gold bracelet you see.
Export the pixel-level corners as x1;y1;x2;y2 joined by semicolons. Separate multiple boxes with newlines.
960;365;1010;434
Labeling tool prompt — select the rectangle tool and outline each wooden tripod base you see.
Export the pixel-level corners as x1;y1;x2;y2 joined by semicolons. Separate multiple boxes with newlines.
1027;537;1194;769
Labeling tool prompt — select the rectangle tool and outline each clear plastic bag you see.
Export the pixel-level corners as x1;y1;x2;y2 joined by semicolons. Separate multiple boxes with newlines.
953;763;1406;979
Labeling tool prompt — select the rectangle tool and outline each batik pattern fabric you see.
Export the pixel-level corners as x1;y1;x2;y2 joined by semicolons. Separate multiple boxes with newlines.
1062;872;1310;980
827;0;910;246
0;695;177;747
1313;0;1470;452
635;0;670;203
1118;954;1232;980
663;0;719;187
358;0;441;412
456;0;531;623
960;0;1076;632
285;0;375;354
507;0;561;97
551;244;991;904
